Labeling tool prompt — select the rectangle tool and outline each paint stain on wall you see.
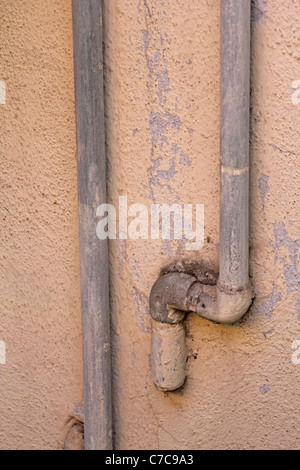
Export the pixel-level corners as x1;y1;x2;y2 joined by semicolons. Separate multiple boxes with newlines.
132;286;151;333
258;173;270;210
148;111;182;200
273;222;300;300
259;384;270;394
256;282;282;318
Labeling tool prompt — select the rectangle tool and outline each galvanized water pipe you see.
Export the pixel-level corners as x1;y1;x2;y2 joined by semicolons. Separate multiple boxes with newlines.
72;0;112;449
150;0;252;391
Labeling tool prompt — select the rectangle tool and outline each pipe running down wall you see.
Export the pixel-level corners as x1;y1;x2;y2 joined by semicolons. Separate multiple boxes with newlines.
150;0;253;391
72;0;112;449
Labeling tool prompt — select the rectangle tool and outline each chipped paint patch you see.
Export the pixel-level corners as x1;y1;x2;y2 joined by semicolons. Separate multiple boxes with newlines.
132;287;151;333
157;67;170;106
155;157;177;182
273;222;300;298
179;152;191;167
296;299;300;320
256;283;282;318
148;111;182;200
140;12;194;206
258;173;270;210
149;111;181;145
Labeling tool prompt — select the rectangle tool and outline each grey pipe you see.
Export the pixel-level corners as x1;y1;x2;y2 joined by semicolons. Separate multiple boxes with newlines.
215;0;252;324
150;0;252;391
72;0;112;449
219;0;250;290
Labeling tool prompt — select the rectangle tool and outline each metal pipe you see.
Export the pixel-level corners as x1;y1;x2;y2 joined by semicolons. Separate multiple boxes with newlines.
72;0;112;449
150;0;252;391
219;0;250;290
217;0;252;324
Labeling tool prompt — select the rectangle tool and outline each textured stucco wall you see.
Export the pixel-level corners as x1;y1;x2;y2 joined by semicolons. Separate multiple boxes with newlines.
103;0;300;450
0;0;299;450
0;0;83;449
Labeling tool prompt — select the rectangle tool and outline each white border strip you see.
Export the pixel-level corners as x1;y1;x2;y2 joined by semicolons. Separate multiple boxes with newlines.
0;81;6;104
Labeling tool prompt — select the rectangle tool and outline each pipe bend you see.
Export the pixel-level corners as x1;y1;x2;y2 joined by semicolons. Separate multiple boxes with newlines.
149;273;253;392
149;272;196;324
215;281;253;324
150;271;253;325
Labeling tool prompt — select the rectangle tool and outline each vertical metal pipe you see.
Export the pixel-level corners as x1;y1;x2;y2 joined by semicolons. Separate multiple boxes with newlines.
219;0;251;290
72;0;112;450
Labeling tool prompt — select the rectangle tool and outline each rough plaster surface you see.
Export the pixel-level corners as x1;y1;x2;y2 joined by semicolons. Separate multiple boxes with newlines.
103;0;300;450
0;0;82;449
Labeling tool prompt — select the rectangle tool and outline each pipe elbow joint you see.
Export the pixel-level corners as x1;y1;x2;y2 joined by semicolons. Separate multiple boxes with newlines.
149;272;196;391
149;274;253;391
216;281;253;324
150;272;196;324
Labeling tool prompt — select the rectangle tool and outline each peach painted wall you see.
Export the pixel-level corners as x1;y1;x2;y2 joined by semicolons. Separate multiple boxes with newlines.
0;0;82;449
104;0;300;450
0;0;299;450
